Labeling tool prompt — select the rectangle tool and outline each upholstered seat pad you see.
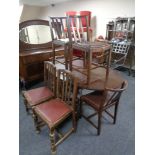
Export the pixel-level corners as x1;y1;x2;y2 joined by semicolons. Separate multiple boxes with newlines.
81;91;111;110
23;87;54;106
34;98;72;128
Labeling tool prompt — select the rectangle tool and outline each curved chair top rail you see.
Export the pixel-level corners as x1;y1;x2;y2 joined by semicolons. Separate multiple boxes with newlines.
19;19;52;51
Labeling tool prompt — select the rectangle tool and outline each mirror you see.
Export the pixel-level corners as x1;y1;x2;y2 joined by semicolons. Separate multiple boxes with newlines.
19;25;51;44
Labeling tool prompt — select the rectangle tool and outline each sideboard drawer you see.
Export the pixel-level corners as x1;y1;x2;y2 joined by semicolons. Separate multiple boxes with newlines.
22;52;52;64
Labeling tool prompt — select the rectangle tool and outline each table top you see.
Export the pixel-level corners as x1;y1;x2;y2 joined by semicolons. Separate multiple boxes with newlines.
55;60;124;91
72;67;124;91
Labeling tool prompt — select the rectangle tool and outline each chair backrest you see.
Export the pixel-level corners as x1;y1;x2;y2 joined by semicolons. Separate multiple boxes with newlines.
56;69;78;109
112;42;130;55
44;61;57;97
65;11;77;16
102;80;128;108
49;16;68;41
67;15;89;43
79;11;91;27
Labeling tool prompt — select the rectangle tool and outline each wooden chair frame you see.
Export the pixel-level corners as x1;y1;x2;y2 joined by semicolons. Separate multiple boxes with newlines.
22;61;56;114
80;80;128;135
33;69;78;154
49;16;72;70
67;15;111;85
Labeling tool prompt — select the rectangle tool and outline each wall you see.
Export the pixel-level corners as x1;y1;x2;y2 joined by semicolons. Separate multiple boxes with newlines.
20;0;135;40
20;5;42;22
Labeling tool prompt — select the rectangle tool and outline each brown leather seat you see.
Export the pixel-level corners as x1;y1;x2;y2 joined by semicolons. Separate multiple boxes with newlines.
80;80;128;135
34;98;72;128
81;91;111;110
22;61;56;114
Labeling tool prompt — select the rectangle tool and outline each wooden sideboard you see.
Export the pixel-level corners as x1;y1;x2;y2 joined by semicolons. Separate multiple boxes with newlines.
19;47;64;88
19;19;64;88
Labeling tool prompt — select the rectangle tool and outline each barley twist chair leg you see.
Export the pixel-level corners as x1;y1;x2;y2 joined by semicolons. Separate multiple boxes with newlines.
50;128;56;155
32;112;41;134
23;98;30;114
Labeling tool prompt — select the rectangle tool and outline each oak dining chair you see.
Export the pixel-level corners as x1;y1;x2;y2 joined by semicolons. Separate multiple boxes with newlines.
32;69;78;154
79;80;128;135
22;61;56;114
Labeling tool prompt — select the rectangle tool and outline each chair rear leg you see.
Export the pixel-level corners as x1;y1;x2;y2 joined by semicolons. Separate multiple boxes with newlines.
97;112;102;135
79;99;82;119
113;104;118;124
72;111;77;132
32;111;41;134
23;97;30;114
50;128;56;155
64;45;69;70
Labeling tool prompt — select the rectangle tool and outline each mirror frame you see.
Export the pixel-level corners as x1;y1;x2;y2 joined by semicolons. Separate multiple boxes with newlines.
19;19;52;52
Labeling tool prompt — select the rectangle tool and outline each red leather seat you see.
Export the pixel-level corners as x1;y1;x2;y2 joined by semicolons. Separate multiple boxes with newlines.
23;87;54;106
34;98;72;128
32;69;78;154
22;61;56;114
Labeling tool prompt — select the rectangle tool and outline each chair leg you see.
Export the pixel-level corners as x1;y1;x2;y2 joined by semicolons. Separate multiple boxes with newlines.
52;44;56;65
64;45;68;70
69;46;73;71
50;128;56;155
32;111;41;134
79;99;82;119
113;104;118;124
72;111;76;132
23;98;29;114
97;112;102;135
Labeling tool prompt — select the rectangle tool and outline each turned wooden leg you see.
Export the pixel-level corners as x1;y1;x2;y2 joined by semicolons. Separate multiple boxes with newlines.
50;128;56;155
32;111;41;134
23;97;29;114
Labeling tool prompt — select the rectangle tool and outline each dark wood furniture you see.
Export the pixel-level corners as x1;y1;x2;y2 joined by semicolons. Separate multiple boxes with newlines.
19;19;64;88
106;17;135;41
47;16;125;92
49;16;72;70
67;15;112;85
72;67;125;91
80;80;128;135
33;69;78;154
22;61;56;114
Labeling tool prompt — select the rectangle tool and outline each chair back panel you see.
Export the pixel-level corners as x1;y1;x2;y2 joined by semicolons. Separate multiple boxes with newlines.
44;61;56;96
57;69;78;109
67;15;89;43
49;17;68;41
65;11;77;27
112;42;130;55
103;80;128;108
79;11;91;27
